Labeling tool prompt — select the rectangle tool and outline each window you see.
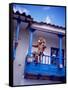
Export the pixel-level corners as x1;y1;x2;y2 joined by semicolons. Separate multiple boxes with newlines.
51;47;64;65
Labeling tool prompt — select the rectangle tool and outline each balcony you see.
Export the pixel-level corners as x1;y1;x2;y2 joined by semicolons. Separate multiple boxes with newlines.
24;54;66;77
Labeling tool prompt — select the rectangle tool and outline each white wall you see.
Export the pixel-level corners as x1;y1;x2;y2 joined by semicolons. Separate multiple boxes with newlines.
13;27;30;85
32;30;65;64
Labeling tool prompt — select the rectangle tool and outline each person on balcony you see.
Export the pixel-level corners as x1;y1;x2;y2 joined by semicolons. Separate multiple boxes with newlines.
32;37;46;63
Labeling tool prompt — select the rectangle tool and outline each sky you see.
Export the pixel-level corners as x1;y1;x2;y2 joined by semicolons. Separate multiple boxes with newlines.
13;4;66;27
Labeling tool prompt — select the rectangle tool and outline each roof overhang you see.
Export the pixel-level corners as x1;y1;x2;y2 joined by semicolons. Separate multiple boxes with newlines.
31;23;65;35
12;12;66;36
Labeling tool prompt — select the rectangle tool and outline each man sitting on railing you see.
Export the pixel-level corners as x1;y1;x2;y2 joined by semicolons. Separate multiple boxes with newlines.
32;37;46;63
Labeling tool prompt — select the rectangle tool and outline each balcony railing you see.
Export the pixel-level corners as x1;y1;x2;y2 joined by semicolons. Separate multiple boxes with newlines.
26;53;65;66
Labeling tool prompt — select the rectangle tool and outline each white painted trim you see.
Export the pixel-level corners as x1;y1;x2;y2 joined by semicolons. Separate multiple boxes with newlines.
31;23;65;35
